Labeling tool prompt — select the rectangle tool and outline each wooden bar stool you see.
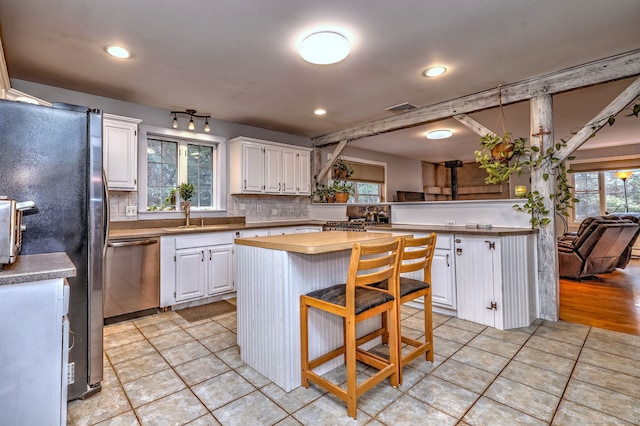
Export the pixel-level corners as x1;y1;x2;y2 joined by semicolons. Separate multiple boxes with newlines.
364;234;436;384
300;238;404;419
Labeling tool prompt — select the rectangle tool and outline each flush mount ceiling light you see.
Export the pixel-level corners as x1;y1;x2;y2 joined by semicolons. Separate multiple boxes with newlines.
171;109;211;132
300;31;350;65
422;66;447;77
426;129;453;139
314;108;327;116
105;45;131;59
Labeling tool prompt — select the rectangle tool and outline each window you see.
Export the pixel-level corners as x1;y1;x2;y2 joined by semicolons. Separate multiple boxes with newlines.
138;125;226;214
572;168;638;221
329;157;386;203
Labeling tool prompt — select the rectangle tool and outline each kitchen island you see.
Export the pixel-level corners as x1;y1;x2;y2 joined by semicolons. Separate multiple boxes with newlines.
234;231;410;392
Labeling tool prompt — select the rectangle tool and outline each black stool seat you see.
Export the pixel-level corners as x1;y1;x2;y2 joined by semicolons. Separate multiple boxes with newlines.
306;284;394;315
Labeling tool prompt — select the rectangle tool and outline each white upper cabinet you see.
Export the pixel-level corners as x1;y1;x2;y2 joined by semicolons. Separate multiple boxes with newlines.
264;145;282;193
103;114;142;190
229;136;311;195
242;142;264;192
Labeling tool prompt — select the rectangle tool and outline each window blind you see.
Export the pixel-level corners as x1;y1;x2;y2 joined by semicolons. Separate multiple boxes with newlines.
333;160;385;183
569;159;640;172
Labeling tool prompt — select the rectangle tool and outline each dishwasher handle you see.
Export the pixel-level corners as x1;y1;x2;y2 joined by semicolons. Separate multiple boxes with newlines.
108;239;158;248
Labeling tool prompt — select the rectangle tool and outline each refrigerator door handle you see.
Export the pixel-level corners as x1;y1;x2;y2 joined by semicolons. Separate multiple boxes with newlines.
103;169;110;257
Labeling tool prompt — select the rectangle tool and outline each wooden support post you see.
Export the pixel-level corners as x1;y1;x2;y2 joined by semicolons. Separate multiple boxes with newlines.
530;95;558;321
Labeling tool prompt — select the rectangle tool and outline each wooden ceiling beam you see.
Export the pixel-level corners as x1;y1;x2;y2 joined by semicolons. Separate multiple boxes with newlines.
312;49;640;146
315;139;348;183
555;76;640;164
452;114;496;137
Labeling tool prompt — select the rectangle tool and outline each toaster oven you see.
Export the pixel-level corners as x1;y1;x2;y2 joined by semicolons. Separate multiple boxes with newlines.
0;197;36;269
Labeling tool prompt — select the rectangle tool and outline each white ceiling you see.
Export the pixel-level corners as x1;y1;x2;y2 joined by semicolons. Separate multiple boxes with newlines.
1;0;639;162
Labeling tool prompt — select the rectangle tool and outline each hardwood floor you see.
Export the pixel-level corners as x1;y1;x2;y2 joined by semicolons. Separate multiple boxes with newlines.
560;258;640;336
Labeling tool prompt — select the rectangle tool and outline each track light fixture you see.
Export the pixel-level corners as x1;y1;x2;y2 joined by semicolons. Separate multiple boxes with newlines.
170;109;211;132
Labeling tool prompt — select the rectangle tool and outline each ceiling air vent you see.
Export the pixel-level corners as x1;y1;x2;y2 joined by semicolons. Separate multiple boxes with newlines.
385;102;417;113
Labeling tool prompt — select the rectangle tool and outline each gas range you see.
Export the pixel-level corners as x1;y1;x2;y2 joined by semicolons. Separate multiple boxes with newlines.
322;205;391;231
322;219;390;232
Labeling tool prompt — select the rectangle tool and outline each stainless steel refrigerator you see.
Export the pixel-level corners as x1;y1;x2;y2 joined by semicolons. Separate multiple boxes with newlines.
0;99;105;400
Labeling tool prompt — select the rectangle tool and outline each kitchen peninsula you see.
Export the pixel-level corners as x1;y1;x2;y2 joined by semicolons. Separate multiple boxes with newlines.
234;230;410;392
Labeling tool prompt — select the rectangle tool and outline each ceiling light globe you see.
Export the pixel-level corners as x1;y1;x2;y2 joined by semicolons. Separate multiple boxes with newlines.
426;129;453;139
204;120;211;132
172;116;178;129
314;108;327;116
300;31;350;65
106;45;131;59
188;118;195;131
423;66;447;77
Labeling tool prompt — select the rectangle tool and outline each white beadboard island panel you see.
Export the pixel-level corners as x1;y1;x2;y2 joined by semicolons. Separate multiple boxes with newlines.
236;244;382;391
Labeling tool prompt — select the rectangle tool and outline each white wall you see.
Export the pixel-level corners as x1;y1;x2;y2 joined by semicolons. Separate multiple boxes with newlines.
320;145;423;201
11;79;311;148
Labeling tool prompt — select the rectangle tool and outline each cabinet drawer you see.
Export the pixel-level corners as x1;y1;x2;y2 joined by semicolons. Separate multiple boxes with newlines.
412;232;452;250
175;232;233;249
435;234;453;250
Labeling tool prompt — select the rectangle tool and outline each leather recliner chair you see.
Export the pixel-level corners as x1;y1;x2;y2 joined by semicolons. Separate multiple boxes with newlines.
557;216;640;279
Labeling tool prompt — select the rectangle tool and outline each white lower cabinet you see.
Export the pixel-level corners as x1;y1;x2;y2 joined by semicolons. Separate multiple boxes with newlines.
454;234;536;330
161;232;234;307
175;247;207;302
431;234;456;310
404;232;456;312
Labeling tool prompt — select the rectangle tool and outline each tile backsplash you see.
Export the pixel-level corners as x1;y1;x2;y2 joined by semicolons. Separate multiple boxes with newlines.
109;191;311;222
227;194;311;222
109;191;138;221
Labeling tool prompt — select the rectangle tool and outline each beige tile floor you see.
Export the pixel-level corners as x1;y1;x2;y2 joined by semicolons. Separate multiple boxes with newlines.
67;301;640;425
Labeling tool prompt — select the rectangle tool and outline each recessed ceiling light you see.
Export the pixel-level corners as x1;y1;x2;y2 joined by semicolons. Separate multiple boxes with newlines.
300;31;350;65
422;66;447;77
314;108;327;116
106;45;131;59
426;129;453;139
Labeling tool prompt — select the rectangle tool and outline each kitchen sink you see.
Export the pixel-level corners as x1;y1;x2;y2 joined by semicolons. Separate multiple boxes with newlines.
162;224;232;233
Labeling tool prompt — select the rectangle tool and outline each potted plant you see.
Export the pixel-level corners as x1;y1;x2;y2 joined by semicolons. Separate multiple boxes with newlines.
474;134;577;227
313;183;333;203
479;132;515;163
332;159;353;180
332;179;354;203
178;182;195;225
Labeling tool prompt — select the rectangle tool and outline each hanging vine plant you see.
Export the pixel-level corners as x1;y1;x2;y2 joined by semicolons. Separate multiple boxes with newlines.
474;131;576;227
474;96;640;228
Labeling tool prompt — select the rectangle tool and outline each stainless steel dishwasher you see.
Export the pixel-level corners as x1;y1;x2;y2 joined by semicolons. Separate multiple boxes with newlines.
104;237;160;320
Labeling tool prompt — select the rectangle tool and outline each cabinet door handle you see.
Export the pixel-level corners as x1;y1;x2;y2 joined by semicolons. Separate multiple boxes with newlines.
486;301;497;310
456;248;462;256
446;254;450;267
201;250;205;262
209;249;212;261
244;180;247;189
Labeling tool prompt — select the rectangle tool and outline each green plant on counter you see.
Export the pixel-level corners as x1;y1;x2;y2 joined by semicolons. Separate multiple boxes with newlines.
331;179;354;195
313;183;334;203
163;188;177;210
178;183;194;203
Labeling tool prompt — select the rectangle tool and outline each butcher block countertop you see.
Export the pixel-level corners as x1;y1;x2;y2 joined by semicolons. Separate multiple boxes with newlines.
234;230;411;254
